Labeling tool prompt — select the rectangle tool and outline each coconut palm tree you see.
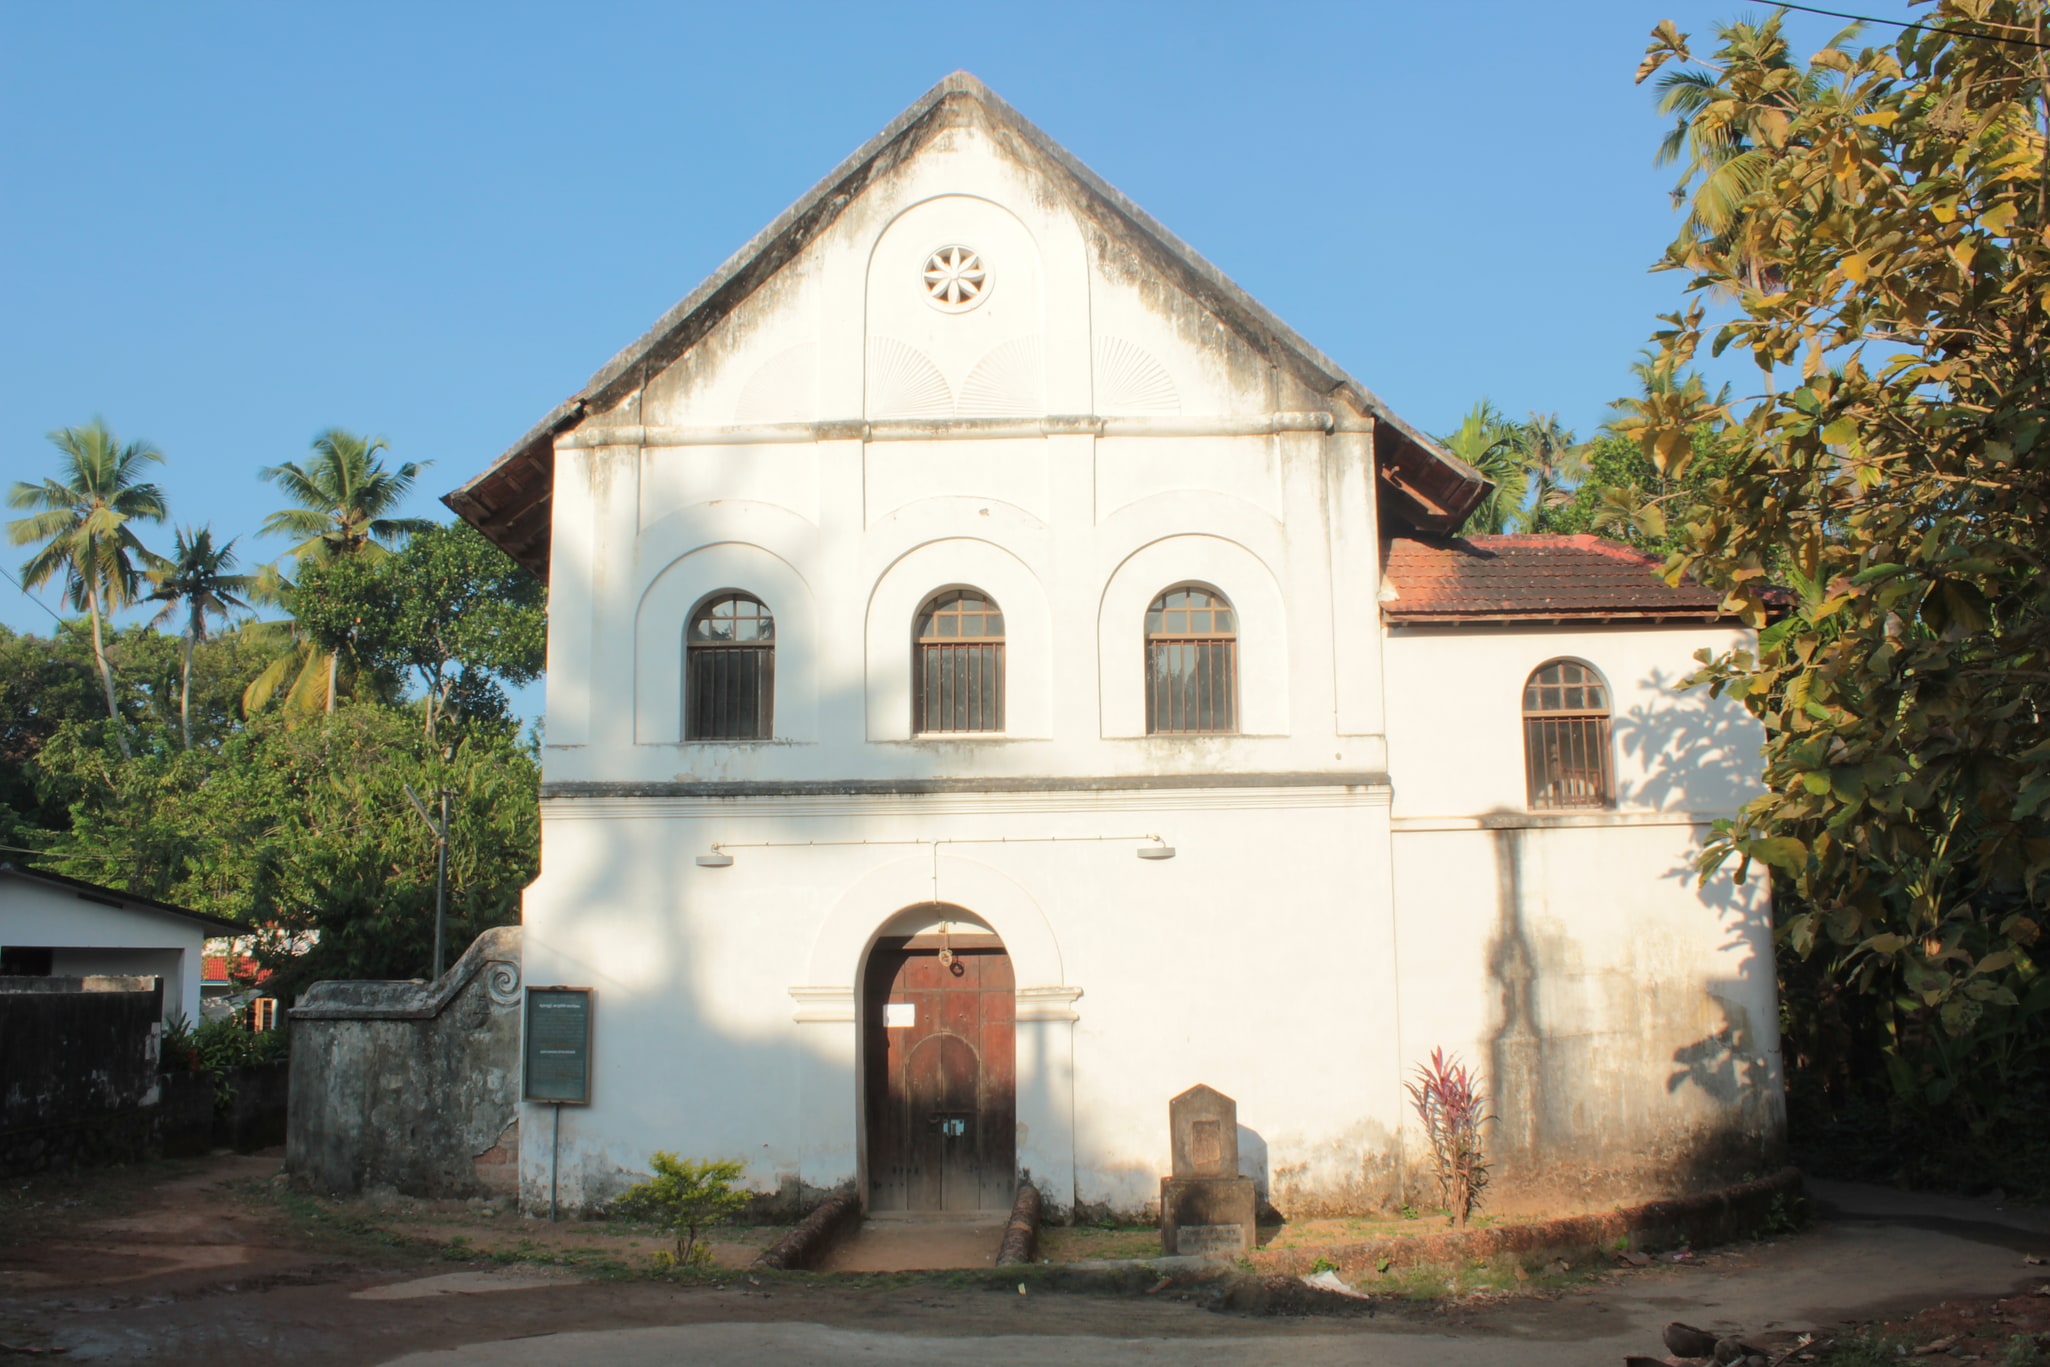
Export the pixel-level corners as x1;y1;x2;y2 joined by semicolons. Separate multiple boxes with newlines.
1513;413;1587;519
255;429;432;714
259;429;433;565
145;526;253;749
7;419;168;757
1646;14;1860;293
1443;402;1529;537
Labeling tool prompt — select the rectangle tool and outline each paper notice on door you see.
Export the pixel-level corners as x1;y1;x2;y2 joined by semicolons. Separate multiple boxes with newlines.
885;1002;915;1028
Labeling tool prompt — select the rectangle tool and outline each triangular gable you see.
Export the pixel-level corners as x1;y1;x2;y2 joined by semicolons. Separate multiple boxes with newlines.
445;72;1487;576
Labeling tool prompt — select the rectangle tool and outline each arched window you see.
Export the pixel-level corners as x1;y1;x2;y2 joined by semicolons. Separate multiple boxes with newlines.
914;590;1004;733
1146;585;1236;734
687;594;774;740
1523;659;1612;809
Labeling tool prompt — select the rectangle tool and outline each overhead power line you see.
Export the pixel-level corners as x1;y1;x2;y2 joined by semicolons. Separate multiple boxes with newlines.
0;563;66;624
1773;2;2050;51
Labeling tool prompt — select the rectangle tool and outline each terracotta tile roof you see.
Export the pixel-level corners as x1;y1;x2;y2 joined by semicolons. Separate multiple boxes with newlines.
201;955;265;987
1381;534;1733;624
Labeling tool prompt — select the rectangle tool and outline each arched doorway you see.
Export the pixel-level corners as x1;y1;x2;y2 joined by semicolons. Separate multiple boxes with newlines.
861;908;1015;1212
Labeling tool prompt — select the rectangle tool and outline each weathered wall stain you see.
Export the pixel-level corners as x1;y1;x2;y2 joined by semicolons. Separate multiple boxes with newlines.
287;927;522;1199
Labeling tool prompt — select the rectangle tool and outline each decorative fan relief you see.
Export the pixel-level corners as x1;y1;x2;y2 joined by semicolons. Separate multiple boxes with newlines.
865;337;954;419
957;335;1044;417
1094;336;1181;416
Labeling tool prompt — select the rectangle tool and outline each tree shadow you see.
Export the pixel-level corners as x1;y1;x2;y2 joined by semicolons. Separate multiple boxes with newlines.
1611;664;1761;812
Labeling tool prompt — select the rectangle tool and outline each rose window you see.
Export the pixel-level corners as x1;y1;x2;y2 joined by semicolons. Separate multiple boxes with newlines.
922;245;989;311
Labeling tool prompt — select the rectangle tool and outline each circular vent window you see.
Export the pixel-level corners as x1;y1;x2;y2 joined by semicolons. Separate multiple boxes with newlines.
923;245;989;312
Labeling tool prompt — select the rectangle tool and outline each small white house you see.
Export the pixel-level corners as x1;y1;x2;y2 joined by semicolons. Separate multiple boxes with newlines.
446;73;1783;1218
0;863;241;1025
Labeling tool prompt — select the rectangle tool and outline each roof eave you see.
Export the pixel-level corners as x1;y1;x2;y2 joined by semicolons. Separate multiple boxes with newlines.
445;71;1491;575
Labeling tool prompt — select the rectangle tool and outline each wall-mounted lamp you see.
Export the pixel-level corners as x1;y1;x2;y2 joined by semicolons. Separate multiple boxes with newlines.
1136;843;1176;861
695;850;734;868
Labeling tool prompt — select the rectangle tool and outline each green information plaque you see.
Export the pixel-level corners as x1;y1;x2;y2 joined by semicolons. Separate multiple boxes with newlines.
523;987;592;1103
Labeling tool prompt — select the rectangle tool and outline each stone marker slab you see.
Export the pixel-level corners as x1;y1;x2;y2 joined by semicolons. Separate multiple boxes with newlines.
1170;1084;1238;1180
1160;1176;1256;1257
1175;1225;1248;1258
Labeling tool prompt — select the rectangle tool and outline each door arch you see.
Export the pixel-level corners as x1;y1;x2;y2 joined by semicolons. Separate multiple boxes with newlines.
861;907;1016;1212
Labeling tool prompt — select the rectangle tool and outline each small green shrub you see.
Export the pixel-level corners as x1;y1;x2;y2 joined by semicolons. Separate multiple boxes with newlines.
1309;1255;1337;1273
612;1153;749;1267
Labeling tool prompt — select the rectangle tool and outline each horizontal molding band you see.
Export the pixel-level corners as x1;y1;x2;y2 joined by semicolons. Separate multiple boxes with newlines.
1391;810;1721;832
542;773;1394;819
544;771;1391;800
557;411;1354;450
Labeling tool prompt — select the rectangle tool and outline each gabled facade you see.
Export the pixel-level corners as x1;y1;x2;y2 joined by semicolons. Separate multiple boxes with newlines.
450;74;1782;1217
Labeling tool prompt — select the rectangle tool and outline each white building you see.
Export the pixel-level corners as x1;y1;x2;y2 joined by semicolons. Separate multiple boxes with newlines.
0;862;241;1025
448;73;1782;1218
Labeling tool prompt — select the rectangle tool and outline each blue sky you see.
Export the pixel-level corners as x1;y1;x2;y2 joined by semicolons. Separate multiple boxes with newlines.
0;1;1861;637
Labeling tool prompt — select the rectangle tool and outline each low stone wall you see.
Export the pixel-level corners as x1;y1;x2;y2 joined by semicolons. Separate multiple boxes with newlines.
0;975;162;1179
287;928;522;1198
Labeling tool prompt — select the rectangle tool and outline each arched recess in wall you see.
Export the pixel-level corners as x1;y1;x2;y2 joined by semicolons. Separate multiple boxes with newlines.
860;190;1091;416
635;538;819;744
1098;533;1288;738
803;852;1067;993
865;537;1053;741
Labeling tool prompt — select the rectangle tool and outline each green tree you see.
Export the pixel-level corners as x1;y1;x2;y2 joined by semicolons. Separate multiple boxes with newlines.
254;428;434;715
145;526;253;749
0;623;103;853
1634;5;2050;1190
289;521;544;741
1510;412;1587;519
37;701;539;992
1442;401;1530;536
259;429;433;565
1644;12;1862;293
6;420;168;758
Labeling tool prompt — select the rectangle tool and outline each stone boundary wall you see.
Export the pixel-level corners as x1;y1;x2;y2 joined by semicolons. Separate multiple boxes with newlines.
287;927;522;1198
0;975;162;1179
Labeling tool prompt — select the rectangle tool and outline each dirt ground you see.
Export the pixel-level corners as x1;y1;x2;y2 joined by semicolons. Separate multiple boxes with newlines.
0;1155;2044;1365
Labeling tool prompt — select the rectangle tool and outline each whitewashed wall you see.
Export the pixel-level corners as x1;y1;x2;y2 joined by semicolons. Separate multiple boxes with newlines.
516;112;1781;1216
1382;624;1783;1208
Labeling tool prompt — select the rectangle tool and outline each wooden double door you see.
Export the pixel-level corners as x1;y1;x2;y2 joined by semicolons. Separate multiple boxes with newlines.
862;934;1016;1212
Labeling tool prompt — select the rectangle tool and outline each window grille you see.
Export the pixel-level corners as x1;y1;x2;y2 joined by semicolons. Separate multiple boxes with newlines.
1523;659;1612;809
915;590;1004;733
1145;586;1237;734
687;594;774;740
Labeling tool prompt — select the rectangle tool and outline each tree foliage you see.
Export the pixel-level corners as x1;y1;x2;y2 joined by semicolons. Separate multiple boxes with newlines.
289;521;544;740
1633;3;2050;1188
6;418;544;1000
145;526;253;750
32;701;538;997
7;419;169;756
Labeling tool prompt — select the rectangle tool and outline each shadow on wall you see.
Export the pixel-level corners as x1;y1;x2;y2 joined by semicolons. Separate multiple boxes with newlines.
1481;816;1781;1211
1613;665;1762;813
1237;1123;1269;1210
